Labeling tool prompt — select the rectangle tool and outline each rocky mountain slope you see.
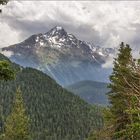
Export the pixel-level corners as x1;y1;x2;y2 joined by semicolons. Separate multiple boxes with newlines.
1;26;115;85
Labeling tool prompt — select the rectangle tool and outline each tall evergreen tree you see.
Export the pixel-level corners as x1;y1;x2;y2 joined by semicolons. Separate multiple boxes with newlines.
108;42;133;139
3;87;30;140
87;43;140;140
123;59;140;139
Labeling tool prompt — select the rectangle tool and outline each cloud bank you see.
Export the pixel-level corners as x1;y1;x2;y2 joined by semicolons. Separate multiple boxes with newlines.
0;1;140;67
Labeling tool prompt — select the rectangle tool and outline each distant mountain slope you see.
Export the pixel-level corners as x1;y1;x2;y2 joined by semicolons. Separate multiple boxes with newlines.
66;80;109;105
0;54;103;140
1;26;115;85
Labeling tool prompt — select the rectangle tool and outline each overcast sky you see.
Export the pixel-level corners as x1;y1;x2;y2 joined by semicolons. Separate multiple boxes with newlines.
0;1;140;55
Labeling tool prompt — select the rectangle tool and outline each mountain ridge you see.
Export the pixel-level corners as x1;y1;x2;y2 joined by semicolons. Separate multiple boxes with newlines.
1;26;115;85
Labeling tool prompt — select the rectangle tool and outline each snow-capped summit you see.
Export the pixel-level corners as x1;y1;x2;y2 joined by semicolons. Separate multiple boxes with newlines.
19;26;115;57
46;26;67;38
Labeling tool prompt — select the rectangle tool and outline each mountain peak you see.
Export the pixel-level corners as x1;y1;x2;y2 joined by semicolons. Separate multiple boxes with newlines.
46;26;67;38
54;26;63;31
1;26;116;85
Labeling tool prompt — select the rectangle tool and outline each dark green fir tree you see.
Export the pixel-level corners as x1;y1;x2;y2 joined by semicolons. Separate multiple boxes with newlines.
3;87;31;140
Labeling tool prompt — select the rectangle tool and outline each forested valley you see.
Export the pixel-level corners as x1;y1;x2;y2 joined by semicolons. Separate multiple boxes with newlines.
0;53;103;140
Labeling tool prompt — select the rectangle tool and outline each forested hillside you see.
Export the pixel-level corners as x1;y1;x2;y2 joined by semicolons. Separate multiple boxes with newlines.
66;80;109;105
0;53;103;140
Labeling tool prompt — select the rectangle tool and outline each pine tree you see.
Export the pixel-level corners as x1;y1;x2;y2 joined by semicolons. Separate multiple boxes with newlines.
3;87;31;140
108;42;133;139
123;59;140;139
87;43;140;140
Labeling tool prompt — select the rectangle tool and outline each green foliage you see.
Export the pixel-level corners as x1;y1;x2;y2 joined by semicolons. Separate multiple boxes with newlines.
87;43;140;140
107;42;133;139
3;88;30;140
86;108;113;140
0;53;103;140
99;42;140;140
0;61;15;81
124;94;140;140
0;0;8;5
66;80;109;105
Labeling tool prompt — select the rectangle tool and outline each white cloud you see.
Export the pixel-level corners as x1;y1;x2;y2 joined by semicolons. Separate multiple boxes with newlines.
1;50;14;57
0;1;140;54
0;22;20;47
102;55;114;68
